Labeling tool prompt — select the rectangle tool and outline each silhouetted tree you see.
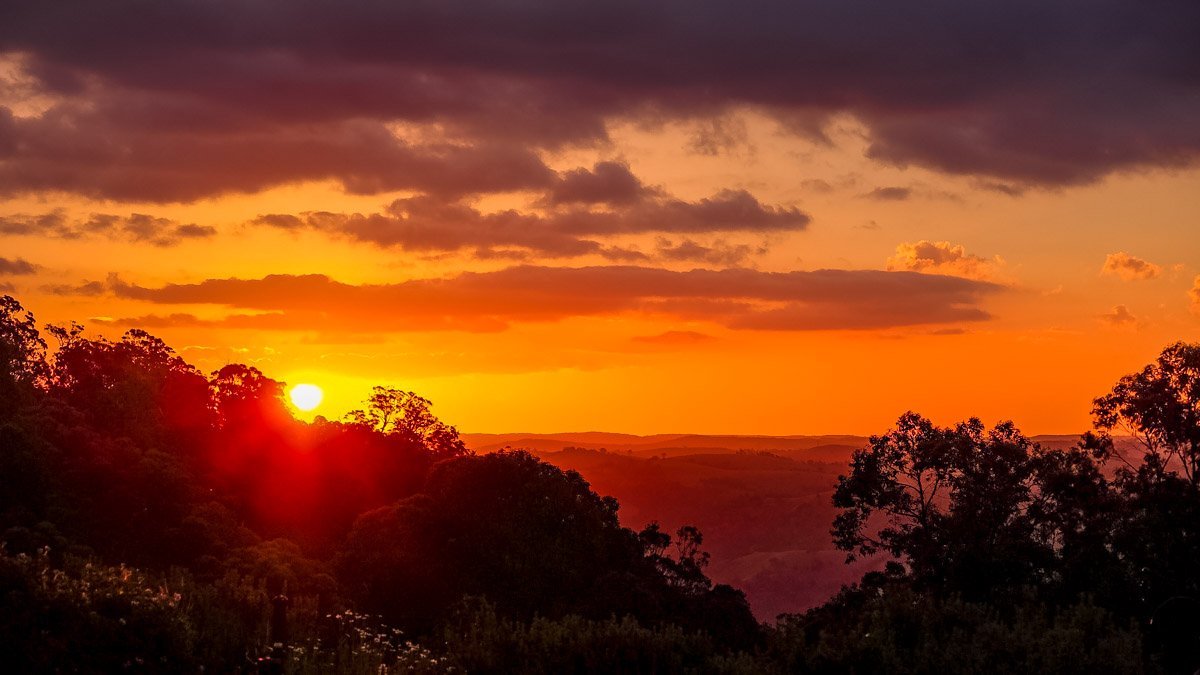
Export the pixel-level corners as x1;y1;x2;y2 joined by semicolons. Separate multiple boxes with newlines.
339;450;636;629
832;413;1051;600
345;386;467;458
1090;341;1200;486
832;412;953;566
338;450;758;647
209;363;288;429
640;523;712;594
1026;443;1127;607
1085;343;1200;657
0;295;47;408
821;344;1200;673
47;325;214;442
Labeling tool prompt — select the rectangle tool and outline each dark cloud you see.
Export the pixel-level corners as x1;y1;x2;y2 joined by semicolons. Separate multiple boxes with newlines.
43;279;106;296
251;214;306;230
0;209;215;246
0;210;70;237
975;180;1027;197
89;265;1002;333
0;256;36;275
0;0;1196;201
252;175;806;262
800;179;833;193
865;186;912;201
655;238;763;266
545;161;655;206
82;213;217;246
0;109;557;201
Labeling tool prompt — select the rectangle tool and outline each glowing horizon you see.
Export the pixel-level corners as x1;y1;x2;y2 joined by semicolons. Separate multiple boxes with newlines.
2;2;1198;437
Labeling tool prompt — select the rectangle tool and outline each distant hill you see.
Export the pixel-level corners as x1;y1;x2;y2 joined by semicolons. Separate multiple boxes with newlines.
463;431;1133;620
461;432;869;462
525;446;862;620
462;431;1095;463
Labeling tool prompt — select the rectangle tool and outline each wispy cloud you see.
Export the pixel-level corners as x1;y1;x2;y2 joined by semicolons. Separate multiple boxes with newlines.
0;210;215;246
0;256;37;275
1098;304;1138;327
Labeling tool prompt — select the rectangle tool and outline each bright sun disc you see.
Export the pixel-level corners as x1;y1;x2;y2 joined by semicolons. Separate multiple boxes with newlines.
289;383;323;411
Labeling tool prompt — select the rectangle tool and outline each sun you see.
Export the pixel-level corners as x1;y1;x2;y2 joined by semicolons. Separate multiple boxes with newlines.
289;383;324;412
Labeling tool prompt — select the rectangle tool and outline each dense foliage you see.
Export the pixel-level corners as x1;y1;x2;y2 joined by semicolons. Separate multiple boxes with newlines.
3;293;1200;673
816;342;1200;673
0;295;754;671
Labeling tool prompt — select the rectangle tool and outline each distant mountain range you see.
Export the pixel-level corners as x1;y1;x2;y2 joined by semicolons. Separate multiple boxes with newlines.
462;431;1089;463
461;431;1118;620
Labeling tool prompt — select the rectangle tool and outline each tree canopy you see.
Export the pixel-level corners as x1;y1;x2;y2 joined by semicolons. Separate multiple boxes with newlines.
822;342;1200;672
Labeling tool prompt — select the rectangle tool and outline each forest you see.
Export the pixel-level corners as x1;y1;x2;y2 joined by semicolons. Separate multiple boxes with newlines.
2;292;1199;674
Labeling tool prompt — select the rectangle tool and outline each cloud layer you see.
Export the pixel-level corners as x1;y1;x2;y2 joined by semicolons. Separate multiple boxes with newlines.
251;162;806;261
79;266;1002;333
1;0;1198;203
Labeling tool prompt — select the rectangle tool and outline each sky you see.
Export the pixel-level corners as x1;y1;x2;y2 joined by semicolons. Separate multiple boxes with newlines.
1;0;1198;435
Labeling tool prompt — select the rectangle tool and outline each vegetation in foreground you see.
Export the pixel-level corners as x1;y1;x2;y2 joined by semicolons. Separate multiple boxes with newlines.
2;293;1199;673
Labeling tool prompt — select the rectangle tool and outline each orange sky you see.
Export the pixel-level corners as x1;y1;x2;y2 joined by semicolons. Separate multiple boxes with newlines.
2;4;1199;435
